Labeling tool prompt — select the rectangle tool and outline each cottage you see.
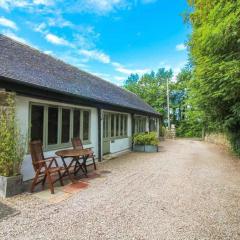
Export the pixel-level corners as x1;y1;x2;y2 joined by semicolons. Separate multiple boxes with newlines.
0;35;160;181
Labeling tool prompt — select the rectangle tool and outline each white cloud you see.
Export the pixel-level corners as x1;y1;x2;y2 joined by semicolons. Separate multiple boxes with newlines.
0;0;54;10
1;29;42;50
43;50;53;55
45;33;73;47
33;0;54;5
1;30;27;44
114;76;126;82
33;22;47;33
47;15;73;28
141;0;157;4
0;0;29;10
79;49;111;64
112;62;150;75
0;16;17;30
176;43;187;51
69;0;128;15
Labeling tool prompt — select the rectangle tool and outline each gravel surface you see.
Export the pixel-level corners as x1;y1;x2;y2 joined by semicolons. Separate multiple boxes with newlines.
1;139;240;240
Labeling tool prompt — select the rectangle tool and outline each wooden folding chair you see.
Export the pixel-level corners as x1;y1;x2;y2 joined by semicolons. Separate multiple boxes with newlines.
29;140;65;194
71;137;97;171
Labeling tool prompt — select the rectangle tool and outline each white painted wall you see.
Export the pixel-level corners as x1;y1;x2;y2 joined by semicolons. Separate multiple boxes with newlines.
15;95;99;181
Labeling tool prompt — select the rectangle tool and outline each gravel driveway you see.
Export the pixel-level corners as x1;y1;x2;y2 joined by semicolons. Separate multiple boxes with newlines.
0;139;240;240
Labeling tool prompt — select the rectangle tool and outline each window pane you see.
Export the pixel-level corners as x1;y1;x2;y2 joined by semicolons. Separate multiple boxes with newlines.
31;105;44;142
73;109;80;138
111;114;115;137
48;107;58;145
116;115;119;136
103;114;109;138
120;115;123;136
61;109;70;143
83;111;90;141
124;116;127;136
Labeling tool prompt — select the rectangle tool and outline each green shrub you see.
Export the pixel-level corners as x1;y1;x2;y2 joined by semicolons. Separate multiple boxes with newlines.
0;94;26;177
159;126;166;137
133;132;159;146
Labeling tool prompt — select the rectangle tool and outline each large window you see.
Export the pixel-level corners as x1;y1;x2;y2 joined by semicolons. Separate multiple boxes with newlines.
135;116;147;133
104;112;128;139
30;103;91;149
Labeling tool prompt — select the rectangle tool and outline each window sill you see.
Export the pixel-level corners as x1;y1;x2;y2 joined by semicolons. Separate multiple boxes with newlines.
44;141;92;152
103;136;129;141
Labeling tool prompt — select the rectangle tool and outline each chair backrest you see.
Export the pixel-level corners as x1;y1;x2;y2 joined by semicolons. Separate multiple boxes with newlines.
29;140;45;171
71;137;83;150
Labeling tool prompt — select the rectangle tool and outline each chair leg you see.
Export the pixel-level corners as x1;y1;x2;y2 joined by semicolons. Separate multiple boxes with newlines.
46;171;54;194
58;170;64;186
92;156;97;170
42;174;47;190
30;170;40;193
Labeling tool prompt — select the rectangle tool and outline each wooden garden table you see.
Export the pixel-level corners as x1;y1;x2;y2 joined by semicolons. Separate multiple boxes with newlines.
55;149;91;180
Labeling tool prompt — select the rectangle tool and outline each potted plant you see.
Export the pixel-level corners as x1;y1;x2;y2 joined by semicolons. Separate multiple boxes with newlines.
133;132;159;152
0;92;25;198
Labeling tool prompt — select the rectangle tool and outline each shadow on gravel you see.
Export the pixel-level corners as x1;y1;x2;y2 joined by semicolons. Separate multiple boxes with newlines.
0;201;19;221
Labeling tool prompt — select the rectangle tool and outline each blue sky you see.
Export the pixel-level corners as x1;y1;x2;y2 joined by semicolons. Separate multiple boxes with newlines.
0;0;190;85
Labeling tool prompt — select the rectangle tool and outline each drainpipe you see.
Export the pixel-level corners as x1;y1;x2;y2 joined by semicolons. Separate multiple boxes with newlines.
97;107;102;162
131;113;135;151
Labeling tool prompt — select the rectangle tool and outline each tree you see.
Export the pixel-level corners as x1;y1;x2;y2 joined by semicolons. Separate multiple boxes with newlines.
124;68;173;119
187;0;240;152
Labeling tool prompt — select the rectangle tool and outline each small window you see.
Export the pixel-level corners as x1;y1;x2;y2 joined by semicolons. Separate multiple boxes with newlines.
48;107;58;145
83;111;90;141
73;109;81;138
31;105;44;142
61;109;70;143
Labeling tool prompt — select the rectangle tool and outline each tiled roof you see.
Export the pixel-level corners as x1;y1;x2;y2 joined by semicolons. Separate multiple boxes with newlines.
0;35;159;115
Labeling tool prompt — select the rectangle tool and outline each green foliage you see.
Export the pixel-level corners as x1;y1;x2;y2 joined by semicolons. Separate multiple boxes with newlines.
124;68;173;117
0;94;26;177
133;132;159;146
187;0;240;153
159;126;166;137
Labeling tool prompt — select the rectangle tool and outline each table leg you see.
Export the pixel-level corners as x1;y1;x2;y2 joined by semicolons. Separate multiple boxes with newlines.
82;155;89;174
74;157;88;177
61;157;75;183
